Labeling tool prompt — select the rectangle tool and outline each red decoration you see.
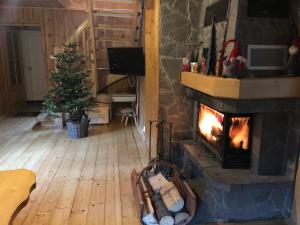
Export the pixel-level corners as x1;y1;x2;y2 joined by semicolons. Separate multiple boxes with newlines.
218;39;246;77
55;95;61;103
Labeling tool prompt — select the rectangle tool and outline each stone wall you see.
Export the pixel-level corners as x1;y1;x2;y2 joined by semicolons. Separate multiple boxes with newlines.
159;0;239;163
159;0;202;162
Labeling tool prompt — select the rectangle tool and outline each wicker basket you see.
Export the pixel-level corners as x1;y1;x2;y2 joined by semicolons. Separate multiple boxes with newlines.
131;160;197;225
66;118;90;139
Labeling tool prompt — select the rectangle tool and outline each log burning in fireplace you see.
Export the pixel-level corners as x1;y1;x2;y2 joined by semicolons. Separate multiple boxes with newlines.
198;104;224;144
229;117;250;150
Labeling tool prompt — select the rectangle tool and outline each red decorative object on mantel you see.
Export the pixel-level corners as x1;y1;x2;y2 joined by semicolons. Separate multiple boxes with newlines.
218;39;246;78
182;57;191;72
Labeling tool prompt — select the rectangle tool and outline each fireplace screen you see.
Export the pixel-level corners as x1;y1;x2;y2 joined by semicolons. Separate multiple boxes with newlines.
197;103;252;169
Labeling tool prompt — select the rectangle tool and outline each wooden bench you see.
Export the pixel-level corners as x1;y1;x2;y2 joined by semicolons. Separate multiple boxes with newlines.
0;169;36;225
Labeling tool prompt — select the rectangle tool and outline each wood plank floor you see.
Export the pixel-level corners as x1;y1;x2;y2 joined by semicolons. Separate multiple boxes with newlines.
0;117;149;225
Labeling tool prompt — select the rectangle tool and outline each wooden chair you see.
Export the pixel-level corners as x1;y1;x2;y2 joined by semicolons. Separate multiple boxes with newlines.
120;102;138;126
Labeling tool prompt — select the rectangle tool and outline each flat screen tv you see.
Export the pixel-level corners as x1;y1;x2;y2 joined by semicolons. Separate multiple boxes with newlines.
107;47;145;76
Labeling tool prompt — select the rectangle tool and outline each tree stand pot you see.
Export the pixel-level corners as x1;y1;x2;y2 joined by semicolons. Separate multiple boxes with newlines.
52;112;66;129
66;118;90;139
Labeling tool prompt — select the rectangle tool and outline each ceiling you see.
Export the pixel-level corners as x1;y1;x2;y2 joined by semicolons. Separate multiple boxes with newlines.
0;0;85;9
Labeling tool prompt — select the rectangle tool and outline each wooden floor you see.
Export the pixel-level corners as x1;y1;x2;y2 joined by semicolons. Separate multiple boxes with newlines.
0;116;149;225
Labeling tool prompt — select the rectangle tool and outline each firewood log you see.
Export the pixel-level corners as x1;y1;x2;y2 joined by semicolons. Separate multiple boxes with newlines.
148;173;169;192
160;182;184;213
174;212;189;225
142;175;174;225
140;178;158;225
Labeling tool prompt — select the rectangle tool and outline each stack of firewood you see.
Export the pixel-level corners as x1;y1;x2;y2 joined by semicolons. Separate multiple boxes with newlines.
140;173;190;225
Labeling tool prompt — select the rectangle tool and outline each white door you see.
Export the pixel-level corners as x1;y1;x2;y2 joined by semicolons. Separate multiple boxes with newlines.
20;30;48;101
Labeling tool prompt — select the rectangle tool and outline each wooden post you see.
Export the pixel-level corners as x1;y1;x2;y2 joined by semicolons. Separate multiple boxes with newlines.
87;0;98;97
144;0;160;159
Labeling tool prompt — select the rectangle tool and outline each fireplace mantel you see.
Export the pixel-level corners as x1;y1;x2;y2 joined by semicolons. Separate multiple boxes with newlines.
181;72;300;99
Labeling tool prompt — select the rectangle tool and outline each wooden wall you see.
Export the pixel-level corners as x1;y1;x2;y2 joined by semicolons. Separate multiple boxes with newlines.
0;25;10;114
94;0;137;11
0;6;87;114
0;7;87;71
94;0;138;92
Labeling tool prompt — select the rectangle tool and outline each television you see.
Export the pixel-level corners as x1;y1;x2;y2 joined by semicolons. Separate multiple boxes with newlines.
107;47;145;76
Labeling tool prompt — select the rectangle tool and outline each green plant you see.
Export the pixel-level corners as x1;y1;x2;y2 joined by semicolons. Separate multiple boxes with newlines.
43;42;92;122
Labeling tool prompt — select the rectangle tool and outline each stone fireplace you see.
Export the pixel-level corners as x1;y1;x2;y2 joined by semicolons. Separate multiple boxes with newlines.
158;0;300;223
179;86;300;224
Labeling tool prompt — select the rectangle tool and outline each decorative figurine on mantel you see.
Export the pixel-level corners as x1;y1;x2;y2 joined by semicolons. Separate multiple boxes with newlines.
182;57;190;72
219;39;246;78
190;47;200;73
287;37;300;76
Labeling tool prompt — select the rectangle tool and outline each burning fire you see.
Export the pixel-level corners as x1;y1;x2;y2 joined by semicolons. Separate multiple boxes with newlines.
198;104;224;143
229;117;250;150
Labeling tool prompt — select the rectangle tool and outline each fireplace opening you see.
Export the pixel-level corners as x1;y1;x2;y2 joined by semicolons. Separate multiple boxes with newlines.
197;103;253;169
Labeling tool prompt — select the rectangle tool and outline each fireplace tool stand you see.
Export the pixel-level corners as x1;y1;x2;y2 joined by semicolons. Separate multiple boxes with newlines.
148;120;173;163
148;120;174;177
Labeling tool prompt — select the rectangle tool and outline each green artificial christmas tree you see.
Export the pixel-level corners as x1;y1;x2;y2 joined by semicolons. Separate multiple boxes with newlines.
43;42;92;123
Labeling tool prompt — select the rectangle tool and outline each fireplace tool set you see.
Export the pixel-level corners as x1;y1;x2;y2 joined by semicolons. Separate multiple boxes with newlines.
131;120;196;225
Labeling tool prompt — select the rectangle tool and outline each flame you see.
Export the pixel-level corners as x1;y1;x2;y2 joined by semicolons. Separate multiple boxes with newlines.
229;117;250;150
198;104;224;143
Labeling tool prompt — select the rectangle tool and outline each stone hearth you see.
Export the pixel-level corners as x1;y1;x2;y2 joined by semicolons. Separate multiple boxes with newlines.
182;140;293;224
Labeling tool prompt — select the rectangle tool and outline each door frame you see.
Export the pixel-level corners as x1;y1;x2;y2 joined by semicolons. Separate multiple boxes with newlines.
0;23;48;114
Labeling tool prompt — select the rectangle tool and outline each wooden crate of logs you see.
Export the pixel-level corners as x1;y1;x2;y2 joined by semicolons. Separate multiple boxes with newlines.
131;161;197;225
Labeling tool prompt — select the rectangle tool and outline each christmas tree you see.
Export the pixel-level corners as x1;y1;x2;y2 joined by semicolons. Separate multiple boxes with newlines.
43;42;92;122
